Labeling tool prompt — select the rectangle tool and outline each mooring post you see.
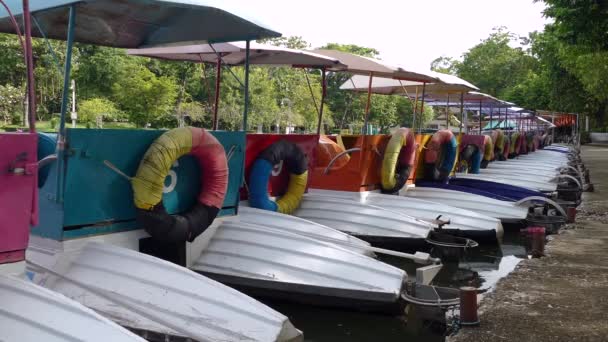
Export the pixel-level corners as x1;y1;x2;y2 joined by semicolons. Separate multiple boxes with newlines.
459;286;479;326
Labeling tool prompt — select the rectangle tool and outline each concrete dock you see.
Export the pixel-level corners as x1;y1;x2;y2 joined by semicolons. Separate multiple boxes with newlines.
449;145;608;342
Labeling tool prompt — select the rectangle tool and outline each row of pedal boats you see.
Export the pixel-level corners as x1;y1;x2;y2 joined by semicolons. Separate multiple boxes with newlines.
0;1;586;340
6;131;584;342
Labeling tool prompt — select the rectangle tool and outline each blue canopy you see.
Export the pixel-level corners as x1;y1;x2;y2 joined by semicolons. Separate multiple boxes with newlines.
0;0;281;47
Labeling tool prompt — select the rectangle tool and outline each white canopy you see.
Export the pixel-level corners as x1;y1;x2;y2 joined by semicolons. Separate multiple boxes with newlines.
339;72;478;95
311;49;440;83
128;42;345;68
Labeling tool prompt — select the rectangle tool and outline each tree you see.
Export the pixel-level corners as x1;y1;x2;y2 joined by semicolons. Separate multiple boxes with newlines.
112;66;178;127
0;84;23;125
430;56;459;75
78;97;122;126
456;27;538;98
535;0;608;127
319;43;380;58
259;36;310;50
75;46;139;100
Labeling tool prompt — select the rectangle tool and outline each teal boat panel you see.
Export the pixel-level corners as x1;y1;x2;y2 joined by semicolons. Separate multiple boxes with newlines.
34;128;244;240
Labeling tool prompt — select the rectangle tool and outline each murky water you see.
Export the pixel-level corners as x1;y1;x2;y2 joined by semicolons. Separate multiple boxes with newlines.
259;230;534;342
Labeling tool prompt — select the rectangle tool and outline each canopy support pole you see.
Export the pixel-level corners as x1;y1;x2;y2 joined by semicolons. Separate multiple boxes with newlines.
478;100;482;134
363;72;373;135
489;104;493;131
316;68;327;135
413;86;419;130
23;0;36;132
419;83;426;133
459;92;464;134
519;112;522;132
212;57;222;130
55;5;76;204
445;94;450;130
242;40;250;131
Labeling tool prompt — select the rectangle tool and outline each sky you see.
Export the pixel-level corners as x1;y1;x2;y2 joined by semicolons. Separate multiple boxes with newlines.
223;0;549;70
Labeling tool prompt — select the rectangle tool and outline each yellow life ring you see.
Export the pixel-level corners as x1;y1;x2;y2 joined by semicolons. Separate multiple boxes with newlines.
381;128;415;193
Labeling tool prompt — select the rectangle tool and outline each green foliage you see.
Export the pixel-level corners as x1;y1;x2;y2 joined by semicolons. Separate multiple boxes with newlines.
456;27;538;98
111;66;178;127
430;56;459;75
320;43;379;58
78;97;122;125
258;36;310;49
0;84;23;125
75;46;140;99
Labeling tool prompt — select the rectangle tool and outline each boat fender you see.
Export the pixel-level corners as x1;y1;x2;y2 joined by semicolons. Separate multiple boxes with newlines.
249;140;308;214
423;130;457;182
459;144;482;174
132;127;228;243
509;132;520;158
381;127;415;193
494;130;507;161
481;135;494;168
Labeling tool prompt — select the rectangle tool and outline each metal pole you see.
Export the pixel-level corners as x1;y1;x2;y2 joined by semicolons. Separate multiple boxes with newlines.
412;86;419;130
477;101;482;134
23;0;36;132
212;57;222;130
363;72;373;135
459;92;464;134
489;104;493;131
56;5;76;203
519;112;522;132
242;40;250;131
419;83;426;133
445;94;450;130
316;68;327;135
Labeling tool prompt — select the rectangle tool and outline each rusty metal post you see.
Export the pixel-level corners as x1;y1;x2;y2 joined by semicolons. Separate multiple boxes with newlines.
316;68;327;135
459;286;480;326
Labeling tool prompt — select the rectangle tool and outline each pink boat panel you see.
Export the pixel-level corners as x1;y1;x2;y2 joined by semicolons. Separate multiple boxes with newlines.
0;133;38;264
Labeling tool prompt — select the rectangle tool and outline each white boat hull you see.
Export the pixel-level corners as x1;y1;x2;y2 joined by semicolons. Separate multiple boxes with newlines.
0;274;146;342
191;218;407;312
292;195;432;247
28;241;301;342
308;189;503;242
400;186;529;223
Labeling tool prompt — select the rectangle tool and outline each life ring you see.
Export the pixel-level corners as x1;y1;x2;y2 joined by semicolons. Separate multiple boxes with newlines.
249;140;308;214
480;135;494;168
509;132;521;158
132;127;228;243
381;127;415;193
494;130;506;161
502;135;511;160
423;130;457;181
459;144;482;174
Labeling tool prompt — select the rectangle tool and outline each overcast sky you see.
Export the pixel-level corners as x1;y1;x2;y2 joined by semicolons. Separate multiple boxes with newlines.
224;0;549;69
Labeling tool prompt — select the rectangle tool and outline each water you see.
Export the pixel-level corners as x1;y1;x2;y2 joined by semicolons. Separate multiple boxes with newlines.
259;230;533;342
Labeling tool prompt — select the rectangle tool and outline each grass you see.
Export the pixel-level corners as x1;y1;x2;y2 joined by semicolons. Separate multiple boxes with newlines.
1;120;136;132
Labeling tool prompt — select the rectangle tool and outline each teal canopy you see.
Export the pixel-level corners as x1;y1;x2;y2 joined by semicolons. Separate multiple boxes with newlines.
0;0;280;47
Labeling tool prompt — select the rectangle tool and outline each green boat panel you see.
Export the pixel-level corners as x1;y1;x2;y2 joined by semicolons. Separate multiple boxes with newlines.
34;128;243;240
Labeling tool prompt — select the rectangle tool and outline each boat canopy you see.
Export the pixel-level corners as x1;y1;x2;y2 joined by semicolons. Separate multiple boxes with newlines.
483;119;517;130
340;71;478;95
0;0;281;48
311;49;440;83
128;41;345;68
